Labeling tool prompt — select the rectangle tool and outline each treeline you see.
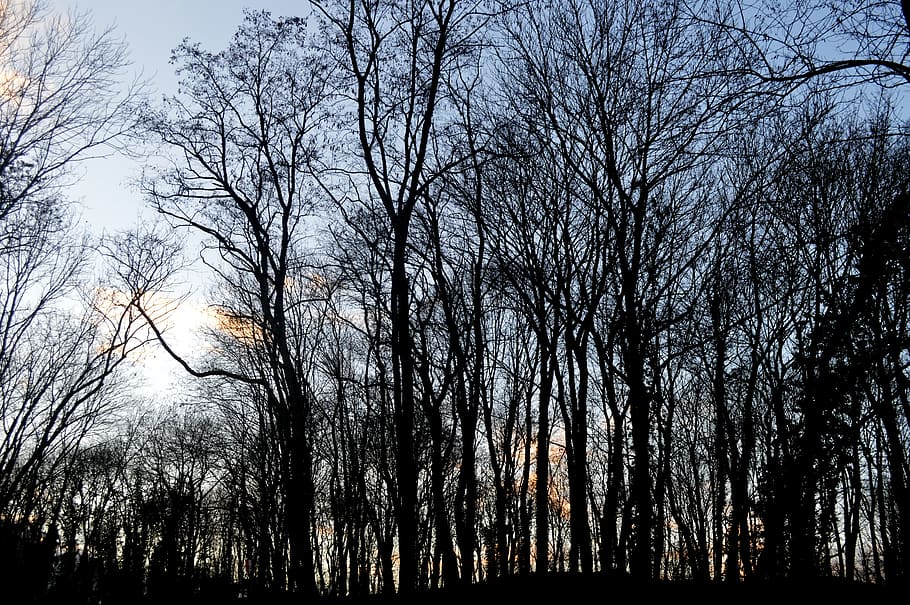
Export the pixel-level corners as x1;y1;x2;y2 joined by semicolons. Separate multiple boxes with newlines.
2;0;910;602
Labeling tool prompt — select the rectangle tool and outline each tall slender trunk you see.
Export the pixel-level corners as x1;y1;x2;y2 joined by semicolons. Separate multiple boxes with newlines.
455;385;478;584
481;361;512;578
653;369;674;580
286;421;316;595
519;349;536;575
709;289;730;581
561;327;592;574
593;330;623;574
535;341;555;574
418;340;459;589
391;223;418;593
624;299;652;580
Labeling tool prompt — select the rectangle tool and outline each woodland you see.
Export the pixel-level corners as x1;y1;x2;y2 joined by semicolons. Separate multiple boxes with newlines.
1;0;909;602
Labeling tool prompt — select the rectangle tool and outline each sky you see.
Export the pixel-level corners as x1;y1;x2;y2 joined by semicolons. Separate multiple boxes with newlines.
49;0;305;234
41;1;910;396
46;1;307;395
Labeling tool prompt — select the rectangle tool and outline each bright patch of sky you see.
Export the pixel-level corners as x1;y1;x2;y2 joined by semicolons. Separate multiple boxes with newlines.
49;0;307;235
47;1;306;394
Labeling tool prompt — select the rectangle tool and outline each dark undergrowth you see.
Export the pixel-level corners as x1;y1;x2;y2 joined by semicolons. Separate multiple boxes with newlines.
16;572;900;604
326;574;896;605
204;573;898;605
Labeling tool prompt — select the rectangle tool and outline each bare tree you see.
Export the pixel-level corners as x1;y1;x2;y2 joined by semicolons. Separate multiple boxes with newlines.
9;0;910;597
310;0;489;592
697;0;910;86
0;0;143;521
0;4;146;600
491;0;772;578
120;9;334;596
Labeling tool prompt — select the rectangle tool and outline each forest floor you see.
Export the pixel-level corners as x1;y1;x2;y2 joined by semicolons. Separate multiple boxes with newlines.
234;573;899;605
25;572;899;604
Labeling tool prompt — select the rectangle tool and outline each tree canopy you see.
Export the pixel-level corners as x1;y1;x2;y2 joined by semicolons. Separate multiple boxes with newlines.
2;0;910;602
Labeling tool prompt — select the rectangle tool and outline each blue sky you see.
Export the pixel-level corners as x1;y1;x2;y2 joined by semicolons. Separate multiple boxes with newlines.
49;0;305;235
46;1;307;393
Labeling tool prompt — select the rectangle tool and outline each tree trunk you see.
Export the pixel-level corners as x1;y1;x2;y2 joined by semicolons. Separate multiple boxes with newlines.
624;301;652;580
535;341;555;574
391;222;419;593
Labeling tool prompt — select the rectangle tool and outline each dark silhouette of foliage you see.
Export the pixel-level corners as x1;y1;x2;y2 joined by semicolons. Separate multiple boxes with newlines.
3;0;910;602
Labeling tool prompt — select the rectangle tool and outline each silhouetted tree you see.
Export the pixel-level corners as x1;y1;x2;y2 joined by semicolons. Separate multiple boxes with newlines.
310;0;489;592
0;3;144;598
121;9;334;596
5;0;910;598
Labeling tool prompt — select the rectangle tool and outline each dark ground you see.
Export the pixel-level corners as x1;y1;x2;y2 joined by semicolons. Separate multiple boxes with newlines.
232;573;900;605
19;572;901;604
